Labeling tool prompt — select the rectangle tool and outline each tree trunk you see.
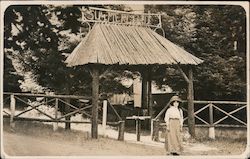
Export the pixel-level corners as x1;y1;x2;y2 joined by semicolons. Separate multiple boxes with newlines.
91;66;99;139
188;66;195;138
65;98;71;130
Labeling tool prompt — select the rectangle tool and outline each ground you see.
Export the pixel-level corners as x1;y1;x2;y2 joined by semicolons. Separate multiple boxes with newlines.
1;120;247;157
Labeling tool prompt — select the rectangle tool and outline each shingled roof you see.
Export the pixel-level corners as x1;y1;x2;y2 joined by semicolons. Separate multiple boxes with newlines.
65;23;203;66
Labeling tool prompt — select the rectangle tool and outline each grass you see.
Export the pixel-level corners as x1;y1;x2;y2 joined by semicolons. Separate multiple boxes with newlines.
3;119;91;143
3;119;247;156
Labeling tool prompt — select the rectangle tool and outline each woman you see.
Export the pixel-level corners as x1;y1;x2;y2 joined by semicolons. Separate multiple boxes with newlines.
164;95;184;155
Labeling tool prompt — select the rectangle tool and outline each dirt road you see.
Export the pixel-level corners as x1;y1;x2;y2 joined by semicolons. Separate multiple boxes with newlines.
3;131;165;156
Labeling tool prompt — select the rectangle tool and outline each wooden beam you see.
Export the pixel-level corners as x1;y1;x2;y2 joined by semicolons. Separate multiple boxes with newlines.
118;121;125;141
177;65;189;83
65;98;71;130
10;94;15;129
147;66;153;124
53;98;59;131
3;92;91;100
141;69;148;110
187;66;195;138
91;66;100;139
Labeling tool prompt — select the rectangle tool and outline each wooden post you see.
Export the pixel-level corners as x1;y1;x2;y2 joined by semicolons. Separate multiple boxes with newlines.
209;103;215;139
65;98;71;130
136;119;141;141
102;100;108;136
188;66;195;138
10;94;15;129
91;66;99;139
152;119;159;141
147;67;153;130
118;120;125;141
53;98;58;131
141;69;148;110
141;68;148;130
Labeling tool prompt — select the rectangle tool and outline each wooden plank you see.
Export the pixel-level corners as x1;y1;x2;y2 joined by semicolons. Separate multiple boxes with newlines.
3;110;10;116
3;116;91;123
53;98;59;131
100;25;124;64
182;100;247;105
15;98;55;117
57;107;89;120
118;121;125;141
112;25;135;64
194;104;210;115
3;96;10;104
154;99;171;120
108;102;122;121
209;104;213;126
89;7;160;16
147;66;153;118
177;65;189;83
102;100;108;136
141;69;148;110
14;96;55;120
10;94;16;128
134;27;158;64
214;105;246;125
209;103;215;139
152;119;160;141
194;114;210;125
159;123;247;128
136;119;141;141
213;104;247;126
3;92;91;100
58;98;79;110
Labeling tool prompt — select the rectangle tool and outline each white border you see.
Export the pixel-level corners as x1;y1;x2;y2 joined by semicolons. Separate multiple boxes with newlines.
0;1;249;159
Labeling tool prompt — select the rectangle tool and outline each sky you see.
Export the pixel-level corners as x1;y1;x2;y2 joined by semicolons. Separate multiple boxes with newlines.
125;4;144;13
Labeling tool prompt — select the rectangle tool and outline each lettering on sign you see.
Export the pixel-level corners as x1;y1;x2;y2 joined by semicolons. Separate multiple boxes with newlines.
80;7;162;28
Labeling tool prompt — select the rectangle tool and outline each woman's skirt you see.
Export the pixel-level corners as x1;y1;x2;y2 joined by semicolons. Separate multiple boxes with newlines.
165;118;183;154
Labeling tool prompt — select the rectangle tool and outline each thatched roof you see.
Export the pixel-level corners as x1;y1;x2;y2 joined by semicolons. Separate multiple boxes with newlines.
65;24;203;66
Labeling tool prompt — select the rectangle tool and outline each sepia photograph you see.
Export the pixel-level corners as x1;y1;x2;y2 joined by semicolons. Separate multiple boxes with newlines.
0;1;249;158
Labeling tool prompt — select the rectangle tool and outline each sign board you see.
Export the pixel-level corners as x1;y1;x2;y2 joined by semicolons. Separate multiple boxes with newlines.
81;7;162;28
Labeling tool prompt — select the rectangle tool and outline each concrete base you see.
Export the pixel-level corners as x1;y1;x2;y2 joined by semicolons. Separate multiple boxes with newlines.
209;127;215;139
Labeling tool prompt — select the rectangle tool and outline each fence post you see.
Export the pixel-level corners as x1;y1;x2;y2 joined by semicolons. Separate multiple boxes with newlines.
136;118;141;141
102;100;108;137
152;119;159;141
118;120;125;141
10;94;16;129
209;103;215;139
53;98;59;131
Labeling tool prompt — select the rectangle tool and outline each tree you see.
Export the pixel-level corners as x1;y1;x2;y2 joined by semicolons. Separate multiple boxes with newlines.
145;5;246;101
4;5;130;96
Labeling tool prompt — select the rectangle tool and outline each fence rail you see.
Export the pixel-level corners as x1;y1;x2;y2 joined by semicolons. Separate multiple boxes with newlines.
3;92;125;140
152;100;247;141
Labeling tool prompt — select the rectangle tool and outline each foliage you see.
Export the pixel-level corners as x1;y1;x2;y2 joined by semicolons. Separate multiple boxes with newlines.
145;5;246;101
4;5;129;95
4;5;247;101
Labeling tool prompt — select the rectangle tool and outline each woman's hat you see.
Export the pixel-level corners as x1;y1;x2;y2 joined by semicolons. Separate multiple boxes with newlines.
170;95;182;103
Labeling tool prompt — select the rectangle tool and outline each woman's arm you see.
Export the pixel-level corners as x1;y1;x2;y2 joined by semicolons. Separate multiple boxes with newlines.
164;109;170;130
179;109;184;127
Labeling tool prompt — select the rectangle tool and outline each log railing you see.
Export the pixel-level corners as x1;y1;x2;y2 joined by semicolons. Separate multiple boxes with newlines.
152;100;247;141
3;92;125;140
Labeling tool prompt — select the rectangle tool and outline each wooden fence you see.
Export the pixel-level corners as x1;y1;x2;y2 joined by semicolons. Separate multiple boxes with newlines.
151;100;247;141
3;92;125;140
